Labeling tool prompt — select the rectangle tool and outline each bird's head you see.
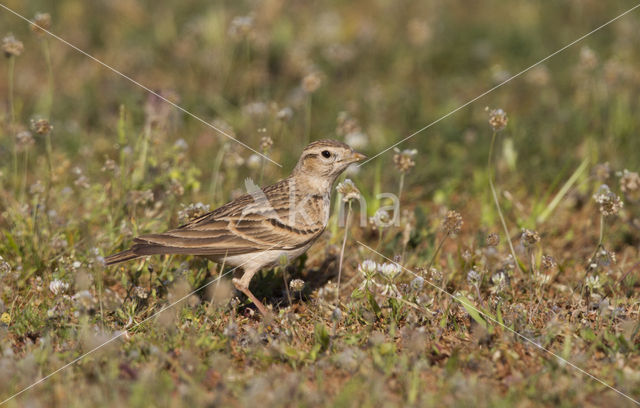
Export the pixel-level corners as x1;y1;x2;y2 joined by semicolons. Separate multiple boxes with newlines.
292;140;366;190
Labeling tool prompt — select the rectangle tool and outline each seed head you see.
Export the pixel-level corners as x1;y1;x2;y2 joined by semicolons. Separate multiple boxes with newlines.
128;189;154;206
593;162;611;181
31;118;53;135
30;180;45;195
336;179;361;202
442;210;463;235
259;135;273;152
541;255;557;273
289;279;305;293
101;157;119;175
2;34;23;57
486;232;500;247
370;208;392;229
169;179;184;196
336;111;361;137
579;46;598;69
228;15;254;39
619;169;639;194
486;107;508;132
593;184;623;216
276;107;293;121
467;268;481;286
16;130;35;150
520;229;540;248
591;248;616;268
31;13;51;36
302;72;323;93
134;286;148;299
410;276;424;291
392;148;417;173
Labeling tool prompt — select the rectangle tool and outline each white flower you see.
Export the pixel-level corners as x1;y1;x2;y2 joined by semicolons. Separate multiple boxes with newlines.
336;179;361;202
533;273;551;286
410;276;424;291
49;279;69;295
380;282;401;298
370;209;392;229
467;269;481;286
379;262;401;282
357;260;380;292
585;275;602;291
247;154;262;170
358;260;378;278
345;131;368;150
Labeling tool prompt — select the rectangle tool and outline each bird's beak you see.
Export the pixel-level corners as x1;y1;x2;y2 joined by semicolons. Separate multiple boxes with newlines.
349;151;367;162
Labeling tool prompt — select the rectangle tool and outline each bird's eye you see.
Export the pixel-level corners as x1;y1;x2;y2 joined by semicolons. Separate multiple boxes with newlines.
321;150;331;158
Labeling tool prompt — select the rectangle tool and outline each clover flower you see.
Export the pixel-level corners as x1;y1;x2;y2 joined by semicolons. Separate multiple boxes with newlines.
336;179;361;202
487;107;508;132
49;279;69;296
392;148;417;173
593;184;623;216
442;210;463;235
2;34;23;57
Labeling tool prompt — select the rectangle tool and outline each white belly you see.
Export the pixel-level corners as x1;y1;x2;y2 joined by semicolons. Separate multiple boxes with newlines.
222;243;313;271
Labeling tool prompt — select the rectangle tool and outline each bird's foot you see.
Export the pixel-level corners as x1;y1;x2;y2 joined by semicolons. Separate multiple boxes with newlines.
232;278;270;317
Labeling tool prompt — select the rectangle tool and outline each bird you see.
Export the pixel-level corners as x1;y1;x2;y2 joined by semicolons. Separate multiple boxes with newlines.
105;139;366;315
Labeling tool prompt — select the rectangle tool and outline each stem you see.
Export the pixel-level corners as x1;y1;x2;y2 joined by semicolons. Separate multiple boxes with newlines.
9;56;18;192
209;144;228;204
398;172;405;202
488;131;521;272
133;126;151;185
8;56;15;124
529;249;536;275
259;152;266;185
376;227;385;250
44;132;54;204
587;214;606;265
21;150;29;202
42;39;54;117
427;233;449;270
336;202;352;299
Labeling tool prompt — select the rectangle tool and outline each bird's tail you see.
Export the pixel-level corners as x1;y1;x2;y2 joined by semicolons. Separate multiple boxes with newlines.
104;248;141;265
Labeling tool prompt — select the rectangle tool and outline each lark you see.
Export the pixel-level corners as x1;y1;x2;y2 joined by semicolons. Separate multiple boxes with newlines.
105;140;365;315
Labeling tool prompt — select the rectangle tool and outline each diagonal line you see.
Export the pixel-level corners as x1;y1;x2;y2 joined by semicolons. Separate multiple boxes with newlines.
0;3;282;168
358;3;640;167
356;240;640;406
0;241;283;406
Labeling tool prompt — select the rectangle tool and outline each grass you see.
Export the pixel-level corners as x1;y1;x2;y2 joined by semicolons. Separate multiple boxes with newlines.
1;0;640;406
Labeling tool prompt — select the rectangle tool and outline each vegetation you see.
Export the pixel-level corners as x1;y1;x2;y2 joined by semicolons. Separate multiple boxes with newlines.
1;0;640;406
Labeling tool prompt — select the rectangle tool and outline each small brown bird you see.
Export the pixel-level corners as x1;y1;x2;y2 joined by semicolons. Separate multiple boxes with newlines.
105;140;365;315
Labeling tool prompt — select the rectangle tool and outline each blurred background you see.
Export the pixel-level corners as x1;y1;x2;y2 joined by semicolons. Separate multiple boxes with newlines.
1;0;639;203
1;1;640;406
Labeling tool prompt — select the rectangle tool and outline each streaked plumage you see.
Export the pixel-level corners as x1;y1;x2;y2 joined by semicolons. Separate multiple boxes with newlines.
105;139;365;315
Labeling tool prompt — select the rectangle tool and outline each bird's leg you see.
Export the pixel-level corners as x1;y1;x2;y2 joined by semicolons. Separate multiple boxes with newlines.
232;268;270;316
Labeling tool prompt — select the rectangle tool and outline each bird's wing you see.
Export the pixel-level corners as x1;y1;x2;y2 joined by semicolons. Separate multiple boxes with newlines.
132;182;324;256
